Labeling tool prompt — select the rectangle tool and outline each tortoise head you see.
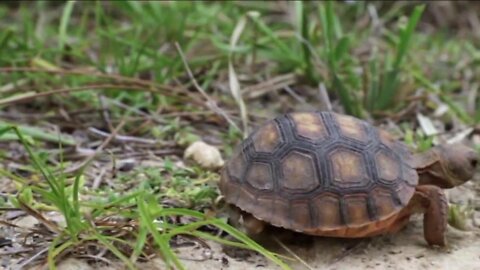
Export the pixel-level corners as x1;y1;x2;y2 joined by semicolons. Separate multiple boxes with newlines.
414;143;478;188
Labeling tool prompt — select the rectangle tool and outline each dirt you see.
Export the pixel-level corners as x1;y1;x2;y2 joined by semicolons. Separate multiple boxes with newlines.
137;216;480;270
146;184;480;270
28;224;480;270
9;165;480;270
102;218;479;270
17;181;479;270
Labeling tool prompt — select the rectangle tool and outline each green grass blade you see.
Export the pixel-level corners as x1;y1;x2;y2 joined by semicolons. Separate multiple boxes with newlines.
0;28;13;50
94;233;137;270
89;190;144;218
137;196;185;270
333;74;360;117
0;125;13;137
295;1;312;81
157;208;292;270
58;1;76;51
318;3;335;72
366;55;379;110
131;223;148;262
209;218;292;270
412;71;472;124
375;5;425;110
377;68;399;109
334;36;350;63
48;234;71;270
249;15;298;64
0;122;77;145
393;5;425;69
11;127;61;197
72;174;81;219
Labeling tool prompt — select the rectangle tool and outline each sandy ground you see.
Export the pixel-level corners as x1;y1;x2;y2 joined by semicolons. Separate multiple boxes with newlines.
142;181;480;270
49;184;480;270
9;176;476;270
137;220;480;270
53;218;480;270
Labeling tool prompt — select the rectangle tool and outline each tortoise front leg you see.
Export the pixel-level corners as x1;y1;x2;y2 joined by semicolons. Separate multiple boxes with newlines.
413;185;448;246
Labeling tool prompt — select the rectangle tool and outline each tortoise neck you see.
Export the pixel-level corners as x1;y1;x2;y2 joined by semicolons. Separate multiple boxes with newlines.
412;147;440;170
413;147;446;187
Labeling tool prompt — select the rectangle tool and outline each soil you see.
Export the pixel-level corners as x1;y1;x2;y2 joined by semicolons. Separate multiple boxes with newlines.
53;219;479;270
8;144;480;270
1;155;476;270
51;182;480;270
166;178;480;270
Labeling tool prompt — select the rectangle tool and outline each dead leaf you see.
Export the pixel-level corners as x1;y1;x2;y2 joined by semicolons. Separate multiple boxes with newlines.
417;113;438;136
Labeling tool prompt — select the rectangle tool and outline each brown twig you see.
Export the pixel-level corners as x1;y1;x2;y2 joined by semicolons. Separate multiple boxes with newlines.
0;67;179;92
0;83;194;106
318;83;332;111
75;254;115;266
87;127;157;145
283;86;316;110
64;120;126;174
271;235;314;270
13;246;49;269
174;42;241;133
329;240;369;265
0;108;107;122
241;73;296;99
99;96;168;125
92;167;107;189
17;201;60;234
98;95;114;132
0;248;34;256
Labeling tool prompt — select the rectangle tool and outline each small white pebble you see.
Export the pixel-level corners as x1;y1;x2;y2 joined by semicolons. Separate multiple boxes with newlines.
184;141;225;170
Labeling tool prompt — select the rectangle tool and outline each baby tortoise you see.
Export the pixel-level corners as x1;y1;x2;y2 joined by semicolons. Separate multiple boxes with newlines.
219;111;478;246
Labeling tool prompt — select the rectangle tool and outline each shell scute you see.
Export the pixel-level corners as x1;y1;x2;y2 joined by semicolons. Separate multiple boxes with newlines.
328;147;371;188
281;150;319;191
252;122;282;153
290;112;329;142
245;163;273;190
334;114;369;143
343;195;371;226
312;193;342;229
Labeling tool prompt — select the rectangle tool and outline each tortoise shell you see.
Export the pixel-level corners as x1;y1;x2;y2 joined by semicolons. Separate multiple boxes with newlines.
219;111;419;236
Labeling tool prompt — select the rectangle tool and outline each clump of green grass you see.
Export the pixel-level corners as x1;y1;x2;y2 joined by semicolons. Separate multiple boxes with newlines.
316;3;425;117
0;126;292;270
114;159;219;209
1;2;477;126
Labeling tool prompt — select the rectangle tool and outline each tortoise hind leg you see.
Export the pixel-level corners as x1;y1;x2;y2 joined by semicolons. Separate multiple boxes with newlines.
413;185;448;246
227;205;266;235
242;213;266;235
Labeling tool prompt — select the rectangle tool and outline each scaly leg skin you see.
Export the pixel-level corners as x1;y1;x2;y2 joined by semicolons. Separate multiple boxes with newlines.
222;207;265;258
414;185;448;246
226;205;266;235
226;205;243;228
242;213;266;235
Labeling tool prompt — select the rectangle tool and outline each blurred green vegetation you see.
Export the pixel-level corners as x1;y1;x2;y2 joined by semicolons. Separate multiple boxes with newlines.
1;1;479;122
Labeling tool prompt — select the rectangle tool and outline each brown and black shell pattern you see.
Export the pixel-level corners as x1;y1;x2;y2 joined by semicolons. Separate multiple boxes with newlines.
219;111;418;236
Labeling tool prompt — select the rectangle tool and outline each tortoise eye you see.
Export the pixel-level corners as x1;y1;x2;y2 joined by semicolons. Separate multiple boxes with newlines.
470;157;478;168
